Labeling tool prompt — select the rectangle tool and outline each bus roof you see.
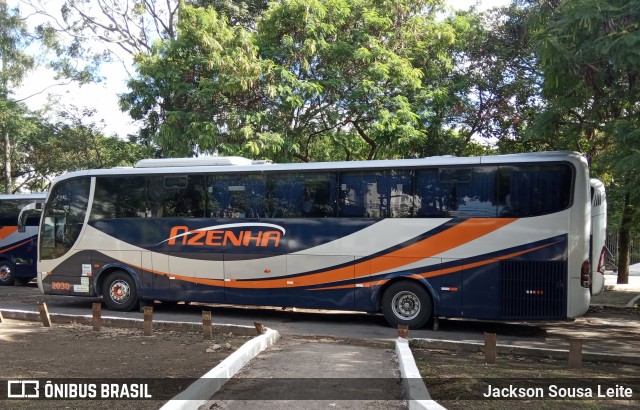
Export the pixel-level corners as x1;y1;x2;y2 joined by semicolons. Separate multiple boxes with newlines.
48;151;587;185
0;193;47;200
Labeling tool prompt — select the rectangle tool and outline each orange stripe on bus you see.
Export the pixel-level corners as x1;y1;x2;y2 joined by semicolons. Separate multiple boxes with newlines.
0;226;18;241
355;241;557;288
123;218;521;290
0;238;31;254
244;218;519;288
367;218;517;274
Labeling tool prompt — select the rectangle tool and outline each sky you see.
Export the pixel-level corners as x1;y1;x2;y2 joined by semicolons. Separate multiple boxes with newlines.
10;0;138;137
11;0;510;140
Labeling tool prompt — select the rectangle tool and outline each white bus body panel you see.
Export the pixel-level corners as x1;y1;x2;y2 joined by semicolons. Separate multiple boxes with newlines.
590;179;607;296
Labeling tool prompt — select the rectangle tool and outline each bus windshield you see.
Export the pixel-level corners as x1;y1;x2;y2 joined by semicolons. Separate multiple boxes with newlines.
40;178;90;260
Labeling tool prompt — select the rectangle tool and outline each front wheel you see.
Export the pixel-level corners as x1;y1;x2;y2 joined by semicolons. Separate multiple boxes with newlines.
382;281;432;329
0;261;15;286
102;271;138;311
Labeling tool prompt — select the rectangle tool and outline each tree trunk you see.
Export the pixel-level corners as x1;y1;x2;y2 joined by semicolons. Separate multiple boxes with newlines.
617;190;632;284
1;0;9;193
3;126;9;193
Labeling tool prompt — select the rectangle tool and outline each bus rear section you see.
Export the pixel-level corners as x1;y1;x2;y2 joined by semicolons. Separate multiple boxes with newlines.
36;152;592;328
0;193;47;286
590;179;607;295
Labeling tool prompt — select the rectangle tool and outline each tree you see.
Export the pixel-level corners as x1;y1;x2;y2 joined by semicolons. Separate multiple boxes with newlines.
445;4;546;155
0;0;34;193
120;3;268;157
122;0;464;161
252;0;459;161
26;0;270;71
12;105;151;191
531;0;640;283
1;0;107;193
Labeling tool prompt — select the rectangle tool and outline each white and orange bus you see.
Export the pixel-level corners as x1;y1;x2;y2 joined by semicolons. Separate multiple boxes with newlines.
35;151;592;328
0;193;46;286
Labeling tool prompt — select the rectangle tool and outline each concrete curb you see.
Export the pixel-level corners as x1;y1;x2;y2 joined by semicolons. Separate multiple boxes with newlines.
626;294;640;307
395;338;446;410
410;338;640;365
160;328;281;410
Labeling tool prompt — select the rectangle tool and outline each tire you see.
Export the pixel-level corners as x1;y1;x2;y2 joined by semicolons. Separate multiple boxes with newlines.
382;281;432;329
0;261;15;286
101;271;138;311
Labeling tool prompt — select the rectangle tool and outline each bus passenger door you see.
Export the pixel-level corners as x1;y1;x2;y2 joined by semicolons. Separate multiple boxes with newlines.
435;258;463;317
286;254;356;310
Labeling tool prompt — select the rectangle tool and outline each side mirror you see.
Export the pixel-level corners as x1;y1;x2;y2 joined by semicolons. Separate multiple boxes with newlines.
18;202;43;233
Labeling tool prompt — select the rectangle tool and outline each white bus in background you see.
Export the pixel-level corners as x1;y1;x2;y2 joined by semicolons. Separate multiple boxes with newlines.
590;179;607;295
0;193;47;286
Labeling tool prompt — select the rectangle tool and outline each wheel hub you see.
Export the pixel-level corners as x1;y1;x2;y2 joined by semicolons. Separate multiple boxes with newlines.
110;280;130;303
0;267;10;281
392;291;421;320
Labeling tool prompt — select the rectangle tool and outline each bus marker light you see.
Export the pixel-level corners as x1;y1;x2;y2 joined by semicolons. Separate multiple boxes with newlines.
581;259;591;288
264;269;271;273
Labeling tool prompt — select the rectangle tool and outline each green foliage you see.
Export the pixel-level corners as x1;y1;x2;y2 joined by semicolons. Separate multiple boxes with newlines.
524;0;640;276
530;0;640;209
0;1;34;94
0;101;149;193
21;108;150;191
121;4;269;157
122;0;463;161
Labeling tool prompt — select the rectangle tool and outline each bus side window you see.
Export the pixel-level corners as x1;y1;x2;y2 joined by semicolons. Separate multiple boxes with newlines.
208;175;267;218
269;174;304;217
92;176;147;219
338;181;366;217
147;175;207;218
415;169;451;217
305;176;336;217
452;167;498;217
497;167;515;217
338;171;411;218
498;165;572;217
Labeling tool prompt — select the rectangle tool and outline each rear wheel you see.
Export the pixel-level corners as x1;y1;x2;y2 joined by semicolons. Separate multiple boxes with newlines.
102;271;138;311
382;281;432;329
0;261;15;286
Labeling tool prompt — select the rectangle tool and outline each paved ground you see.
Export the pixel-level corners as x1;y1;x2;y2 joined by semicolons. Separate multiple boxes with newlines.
2;272;638;409
193;273;640;408
201;336;407;409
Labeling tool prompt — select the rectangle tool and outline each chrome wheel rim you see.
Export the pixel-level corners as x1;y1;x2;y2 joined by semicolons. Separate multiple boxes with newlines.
391;291;421;320
109;280;131;304
0;265;10;281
